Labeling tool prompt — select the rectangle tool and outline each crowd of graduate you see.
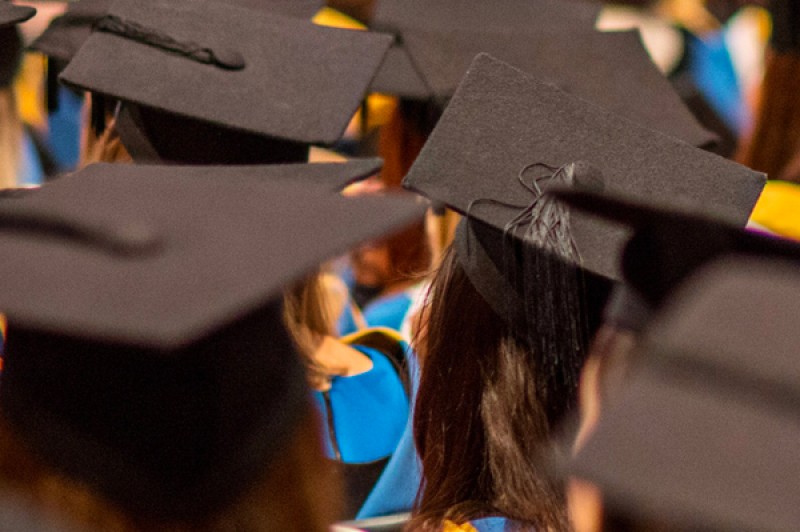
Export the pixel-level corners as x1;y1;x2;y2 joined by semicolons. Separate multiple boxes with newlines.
0;0;799;530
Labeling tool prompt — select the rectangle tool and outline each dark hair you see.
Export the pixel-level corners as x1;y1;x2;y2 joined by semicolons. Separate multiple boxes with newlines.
410;246;571;531
739;50;800;182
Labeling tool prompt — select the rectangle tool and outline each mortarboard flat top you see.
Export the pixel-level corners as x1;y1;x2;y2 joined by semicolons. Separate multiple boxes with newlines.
369;0;601;100
0;162;424;519
371;0;600;35
571;259;800;532
398;29;714;146
551;186;800;307
30;0;323;62
403;54;765;282
0;162;423;348
114;157;384;190
60;0;393;146
0;2;34;28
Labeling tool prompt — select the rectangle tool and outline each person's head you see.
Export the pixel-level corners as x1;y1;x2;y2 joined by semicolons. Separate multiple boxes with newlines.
410;233;604;530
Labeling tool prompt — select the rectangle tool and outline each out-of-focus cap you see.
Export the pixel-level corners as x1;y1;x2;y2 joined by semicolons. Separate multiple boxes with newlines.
550;186;800;309
571;258;800;531
0;162;424;520
0;2;34;27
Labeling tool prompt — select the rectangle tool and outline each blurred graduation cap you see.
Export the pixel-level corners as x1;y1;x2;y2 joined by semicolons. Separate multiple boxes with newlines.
369;0;600;100
59;0;392;163
571;259;800;531
91;158;385;191
0;163;424;520
550;185;800;327
399;29;714;147
0;1;34;27
405;54;764;281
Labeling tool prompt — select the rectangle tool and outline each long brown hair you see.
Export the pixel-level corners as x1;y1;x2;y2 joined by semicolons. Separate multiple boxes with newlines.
738;50;800;182
0;409;340;532
410;247;570;531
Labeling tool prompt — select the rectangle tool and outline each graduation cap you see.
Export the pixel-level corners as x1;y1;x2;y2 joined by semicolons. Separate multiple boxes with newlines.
0;2;34;28
571;259;800;531
30;0;323;64
369;0;601;100
89;158;385;191
550;186;800;316
59;0;393;163
0;163;424;520
405;54;764;282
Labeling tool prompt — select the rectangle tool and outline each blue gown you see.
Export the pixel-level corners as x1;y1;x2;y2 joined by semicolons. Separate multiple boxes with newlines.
356;350;421;518
312;345;409;463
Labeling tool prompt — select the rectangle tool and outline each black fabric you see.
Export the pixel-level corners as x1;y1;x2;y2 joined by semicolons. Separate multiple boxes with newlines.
404;54;765;282
30;0;321;62
2;302;307;521
0;2;34;28
0;164;424;347
60;0;393;146
403;28;714;147
0;26;21;88
572;259;800;531
369;0;600;101
119;102;311;164
550;187;800;309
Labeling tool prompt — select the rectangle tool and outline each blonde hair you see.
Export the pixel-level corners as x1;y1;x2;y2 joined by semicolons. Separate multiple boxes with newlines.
0;410;340;532
81;117;132;167
0;88;22;189
283;272;336;389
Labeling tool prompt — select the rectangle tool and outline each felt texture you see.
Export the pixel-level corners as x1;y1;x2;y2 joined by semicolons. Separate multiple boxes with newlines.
403;54;765;281
370;43;430;99
573;361;800;532
31;0;322;61
372;0;600;35
0;2;34;27
402;29;715;146
646;258;800;394
0;163;424;348
551;187;800;308
60;0;393;145
368;0;600;100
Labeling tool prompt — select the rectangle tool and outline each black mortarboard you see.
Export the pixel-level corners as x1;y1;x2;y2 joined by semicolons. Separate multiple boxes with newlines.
0;1;34;28
551;187;800;311
769;0;800;53
397;29;714;147
369;0;600;100
30;0;323;63
0;163;424;520
93;158;385;191
59;0;392;163
571;259;800;531
405;54;764;283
